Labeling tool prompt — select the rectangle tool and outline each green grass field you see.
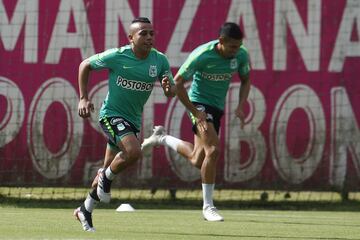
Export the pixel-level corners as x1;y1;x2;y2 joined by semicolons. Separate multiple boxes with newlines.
1;207;360;240
1;188;360;239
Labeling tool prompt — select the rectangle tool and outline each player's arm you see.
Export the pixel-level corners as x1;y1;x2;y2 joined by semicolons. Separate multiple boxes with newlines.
235;73;250;129
174;73;207;132
78;58;94;118
78;48;116;118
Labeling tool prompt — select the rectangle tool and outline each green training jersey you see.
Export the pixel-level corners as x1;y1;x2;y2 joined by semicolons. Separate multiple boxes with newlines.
89;45;173;130
178;40;250;110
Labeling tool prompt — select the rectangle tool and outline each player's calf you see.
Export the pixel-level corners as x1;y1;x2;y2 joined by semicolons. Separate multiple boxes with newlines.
97;168;112;203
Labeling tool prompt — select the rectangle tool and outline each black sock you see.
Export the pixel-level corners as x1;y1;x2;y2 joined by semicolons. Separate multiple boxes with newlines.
101;174;112;193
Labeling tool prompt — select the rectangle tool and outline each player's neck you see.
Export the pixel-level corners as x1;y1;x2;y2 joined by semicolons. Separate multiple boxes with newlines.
131;46;150;59
134;51;150;59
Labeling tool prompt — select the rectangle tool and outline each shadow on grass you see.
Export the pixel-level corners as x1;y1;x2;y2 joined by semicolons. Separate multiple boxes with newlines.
1;195;360;212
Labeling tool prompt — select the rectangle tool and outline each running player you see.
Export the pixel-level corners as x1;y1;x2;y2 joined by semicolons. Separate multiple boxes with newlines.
74;17;174;231
142;22;251;222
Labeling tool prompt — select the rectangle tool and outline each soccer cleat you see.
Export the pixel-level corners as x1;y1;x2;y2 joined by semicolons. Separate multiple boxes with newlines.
202;206;224;222
74;206;95;232
97;168;112;203
141;125;166;155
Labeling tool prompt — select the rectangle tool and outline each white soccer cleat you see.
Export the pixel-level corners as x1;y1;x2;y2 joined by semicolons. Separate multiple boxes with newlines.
202;206;224;222
97;168;111;203
141;125;166;155
74;206;95;232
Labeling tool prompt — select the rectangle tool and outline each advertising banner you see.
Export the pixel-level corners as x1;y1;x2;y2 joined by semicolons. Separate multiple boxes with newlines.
1;0;359;189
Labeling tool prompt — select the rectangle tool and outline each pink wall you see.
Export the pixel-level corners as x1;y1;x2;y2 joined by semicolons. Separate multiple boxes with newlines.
0;0;359;189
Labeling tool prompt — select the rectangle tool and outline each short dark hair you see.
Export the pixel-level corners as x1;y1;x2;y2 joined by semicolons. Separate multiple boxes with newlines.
219;22;243;40
132;17;151;24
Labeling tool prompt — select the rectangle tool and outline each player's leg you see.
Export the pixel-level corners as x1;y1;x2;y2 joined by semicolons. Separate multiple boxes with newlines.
74;142;119;232
177;135;205;168
108;134;142;173
96;116;140;203
141;125;206;168
197;123;220;184
156;121;223;221
97;135;141;202
91;145;119;188
175;102;217;168
190;102;224;221
103;143;120;168
196;123;223;221
196;122;223;221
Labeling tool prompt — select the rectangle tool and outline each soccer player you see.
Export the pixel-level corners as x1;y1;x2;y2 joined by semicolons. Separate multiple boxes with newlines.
142;22;251;222
74;17;174;232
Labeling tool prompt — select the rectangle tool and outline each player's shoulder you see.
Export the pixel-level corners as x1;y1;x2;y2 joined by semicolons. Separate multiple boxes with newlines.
187;40;217;62
96;46;128;59
97;47;120;58
149;48;169;62
236;45;250;61
238;45;249;56
117;45;132;54
150;48;166;57
193;40;217;55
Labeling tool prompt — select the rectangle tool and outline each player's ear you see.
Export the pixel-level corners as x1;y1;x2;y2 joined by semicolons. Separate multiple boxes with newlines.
218;36;226;45
128;34;133;43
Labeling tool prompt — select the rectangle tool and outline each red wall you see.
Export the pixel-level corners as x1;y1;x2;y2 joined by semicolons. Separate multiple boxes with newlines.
0;0;359;189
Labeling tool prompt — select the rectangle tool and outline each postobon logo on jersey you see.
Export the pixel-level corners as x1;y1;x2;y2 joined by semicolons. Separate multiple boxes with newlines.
116;76;153;91
201;72;232;81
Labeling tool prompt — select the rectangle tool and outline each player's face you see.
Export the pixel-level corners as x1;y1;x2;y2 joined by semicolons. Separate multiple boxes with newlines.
220;37;242;58
129;22;154;54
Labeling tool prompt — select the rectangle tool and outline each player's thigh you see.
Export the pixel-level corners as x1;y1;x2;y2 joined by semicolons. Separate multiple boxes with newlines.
197;123;221;159
188;102;223;137
191;123;218;163
197;122;219;146
99;116;141;156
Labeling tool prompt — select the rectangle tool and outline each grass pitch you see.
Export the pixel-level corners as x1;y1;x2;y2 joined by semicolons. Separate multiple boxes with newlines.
1;188;360;239
1;207;360;240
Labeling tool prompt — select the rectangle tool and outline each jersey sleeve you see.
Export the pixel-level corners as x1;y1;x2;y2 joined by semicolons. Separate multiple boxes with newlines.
88;48;118;70
237;47;251;77
177;51;202;80
158;54;174;84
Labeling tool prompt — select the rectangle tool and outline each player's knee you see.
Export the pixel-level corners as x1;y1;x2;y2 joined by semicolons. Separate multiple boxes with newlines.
126;148;142;163
205;145;220;161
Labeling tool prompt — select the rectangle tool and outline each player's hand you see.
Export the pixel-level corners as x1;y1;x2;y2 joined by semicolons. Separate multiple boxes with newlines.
235;105;245;129
78;98;94;118
161;76;172;96
195;111;208;132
